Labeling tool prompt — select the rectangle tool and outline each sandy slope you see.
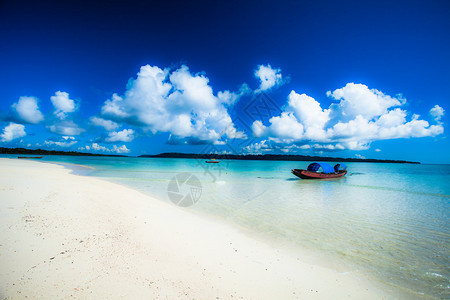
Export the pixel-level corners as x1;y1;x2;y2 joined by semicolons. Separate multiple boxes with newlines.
0;158;390;299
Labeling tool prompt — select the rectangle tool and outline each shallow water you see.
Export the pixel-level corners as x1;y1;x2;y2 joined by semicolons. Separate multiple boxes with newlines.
5;155;449;298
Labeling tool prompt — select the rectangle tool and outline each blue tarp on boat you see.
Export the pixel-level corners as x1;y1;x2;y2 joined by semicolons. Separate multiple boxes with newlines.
334;164;347;172
307;162;335;174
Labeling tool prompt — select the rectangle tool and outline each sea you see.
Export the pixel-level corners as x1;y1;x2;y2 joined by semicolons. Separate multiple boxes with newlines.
7;155;450;298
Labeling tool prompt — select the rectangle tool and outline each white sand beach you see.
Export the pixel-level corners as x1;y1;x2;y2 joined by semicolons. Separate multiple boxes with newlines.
0;158;391;299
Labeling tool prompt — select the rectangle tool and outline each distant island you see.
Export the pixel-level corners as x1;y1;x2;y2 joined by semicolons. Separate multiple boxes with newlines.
0;147;127;157
0;147;420;163
141;152;420;164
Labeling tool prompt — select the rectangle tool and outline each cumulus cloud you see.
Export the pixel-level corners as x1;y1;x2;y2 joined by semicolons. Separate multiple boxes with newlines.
91;143;108;152
48;120;84;136
251;120;267;138
44;136;77;147
298;143;347;151
101;93;129;119
1;123;26;142
251;83;444;152
51;91;76;119
11;96;44;124
254;64;286;92
105;129;134;142
242;139;272;154
217;83;251;106
267;112;304;140
79;143;130;154
99;64;245;144
430;105;444;122
287;91;329;140
242;139;356;154
89;116;120;131
112;145;130;153
327;83;405;120
78;145;91;151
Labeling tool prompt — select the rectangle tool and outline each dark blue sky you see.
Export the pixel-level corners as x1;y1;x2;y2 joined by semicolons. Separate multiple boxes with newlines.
0;0;449;163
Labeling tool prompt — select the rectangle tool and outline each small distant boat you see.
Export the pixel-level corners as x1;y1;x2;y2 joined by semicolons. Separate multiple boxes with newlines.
292;163;347;179
205;158;220;163
18;156;43;159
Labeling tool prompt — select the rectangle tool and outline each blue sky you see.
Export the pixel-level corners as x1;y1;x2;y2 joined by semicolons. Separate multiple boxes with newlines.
0;0;449;163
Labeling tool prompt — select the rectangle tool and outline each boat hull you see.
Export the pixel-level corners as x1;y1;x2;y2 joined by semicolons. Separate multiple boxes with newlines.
291;169;347;179
18;156;43;159
205;161;220;163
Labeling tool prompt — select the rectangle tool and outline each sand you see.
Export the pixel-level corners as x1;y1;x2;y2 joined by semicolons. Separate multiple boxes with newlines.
0;158;391;299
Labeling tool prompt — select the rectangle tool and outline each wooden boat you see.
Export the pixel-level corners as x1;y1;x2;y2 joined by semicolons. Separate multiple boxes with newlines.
205;159;220;163
292;163;347;179
18;156;43;159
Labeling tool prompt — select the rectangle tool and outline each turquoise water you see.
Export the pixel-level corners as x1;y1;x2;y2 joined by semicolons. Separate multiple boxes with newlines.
6;155;449;298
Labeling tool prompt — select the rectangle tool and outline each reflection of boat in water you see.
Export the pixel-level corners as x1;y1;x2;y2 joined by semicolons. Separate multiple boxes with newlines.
292;163;347;179
205;159;220;163
18;156;43;159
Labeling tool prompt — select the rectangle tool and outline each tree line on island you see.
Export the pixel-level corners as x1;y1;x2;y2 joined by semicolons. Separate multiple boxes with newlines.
0;147;420;164
141;152;420;164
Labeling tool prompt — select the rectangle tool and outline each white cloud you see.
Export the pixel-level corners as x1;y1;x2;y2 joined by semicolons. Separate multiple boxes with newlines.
90;116;120;131
1;123;26;142
105;129;134;142
329;115;378;139
112;145;130;154
11;96;44;124
327;83;404;120
101;93;129;119
297;143;344;151
267;112;304;139
376;118;443;139
344;141;370;150
44;136;77;148
254;64;285;92
48;120;84;136
99;64;245;144
251;83;444;152
50;91;76;119
87;143;130;154
217;91;238;107
430;105;444;122
376;108;406;128
242;140;272;154
91;143;108;152
251;120;268;138
287;91;329;140
222;123;247;139
279;142;361;152
375;149;381;152
242;139;356;154
217;83;251;106
78;145;91;151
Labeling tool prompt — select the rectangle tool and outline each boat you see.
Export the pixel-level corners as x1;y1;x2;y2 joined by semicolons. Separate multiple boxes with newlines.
205;158;220;163
18;156;43;159
291;162;347;179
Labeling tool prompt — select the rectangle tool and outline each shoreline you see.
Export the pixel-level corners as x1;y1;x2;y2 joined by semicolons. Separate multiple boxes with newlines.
0;158;398;299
